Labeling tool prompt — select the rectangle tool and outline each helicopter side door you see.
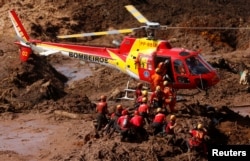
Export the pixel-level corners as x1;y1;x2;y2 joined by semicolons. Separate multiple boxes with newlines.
137;54;154;82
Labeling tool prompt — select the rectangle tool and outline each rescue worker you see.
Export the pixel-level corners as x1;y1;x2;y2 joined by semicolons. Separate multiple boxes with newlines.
130;110;147;141
105;104;123;135
164;114;177;144
135;90;148;109
187;123;208;154
149;85;165;109
117;109;131;142
95;95;109;131
179;66;186;75
163;81;176;113
150;68;164;91
138;97;150;124
134;83;143;100
151;108;166;135
157;62;167;77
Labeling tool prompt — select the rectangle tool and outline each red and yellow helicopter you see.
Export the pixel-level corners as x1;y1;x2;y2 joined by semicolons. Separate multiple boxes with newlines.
9;5;220;91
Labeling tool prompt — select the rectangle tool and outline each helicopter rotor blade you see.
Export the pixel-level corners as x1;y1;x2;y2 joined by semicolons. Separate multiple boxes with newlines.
125;5;149;24
160;25;250;30
57;28;139;39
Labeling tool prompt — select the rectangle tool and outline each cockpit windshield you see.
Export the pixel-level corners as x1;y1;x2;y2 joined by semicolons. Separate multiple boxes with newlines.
185;56;210;74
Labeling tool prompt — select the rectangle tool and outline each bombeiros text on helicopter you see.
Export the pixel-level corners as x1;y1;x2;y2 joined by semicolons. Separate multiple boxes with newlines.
9;5;223;92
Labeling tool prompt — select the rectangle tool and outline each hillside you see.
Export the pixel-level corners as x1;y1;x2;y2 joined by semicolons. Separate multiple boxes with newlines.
0;0;250;161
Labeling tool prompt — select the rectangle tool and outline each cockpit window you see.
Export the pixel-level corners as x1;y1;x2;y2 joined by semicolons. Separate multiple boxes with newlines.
173;59;186;75
186;56;210;74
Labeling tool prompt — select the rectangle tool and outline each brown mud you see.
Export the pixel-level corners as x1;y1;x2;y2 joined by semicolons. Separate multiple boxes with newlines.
0;0;250;161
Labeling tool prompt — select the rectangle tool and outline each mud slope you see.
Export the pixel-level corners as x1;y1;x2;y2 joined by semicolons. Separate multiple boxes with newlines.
0;0;249;161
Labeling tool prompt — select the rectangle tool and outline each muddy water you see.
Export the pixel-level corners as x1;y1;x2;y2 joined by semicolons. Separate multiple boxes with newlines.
231;106;250;117
0;117;57;156
53;61;93;84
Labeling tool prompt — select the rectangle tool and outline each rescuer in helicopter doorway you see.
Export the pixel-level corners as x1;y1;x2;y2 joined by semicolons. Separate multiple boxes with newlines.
150;68;164;91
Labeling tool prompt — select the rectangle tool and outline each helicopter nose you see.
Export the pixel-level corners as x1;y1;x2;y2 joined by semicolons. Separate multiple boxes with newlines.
211;72;220;86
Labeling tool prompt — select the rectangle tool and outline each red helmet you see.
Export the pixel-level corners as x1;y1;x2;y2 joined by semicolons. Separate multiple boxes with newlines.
134;110;139;115
116;104;123;112
122;109;128;116
100;95;107;101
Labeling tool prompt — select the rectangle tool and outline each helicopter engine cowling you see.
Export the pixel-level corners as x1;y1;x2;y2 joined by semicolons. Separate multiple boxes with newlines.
20;46;32;62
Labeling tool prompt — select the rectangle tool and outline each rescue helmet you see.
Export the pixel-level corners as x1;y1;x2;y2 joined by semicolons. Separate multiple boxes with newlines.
156;108;162;113
142;97;147;103
116;104;123;111
163;81;168;86
155;68;160;73
158;62;164;68
156;85;161;92
142;90;148;96
170;115;176;121
100;95;107;101
134;110;139;115
197;123;203;129
122;109;128;116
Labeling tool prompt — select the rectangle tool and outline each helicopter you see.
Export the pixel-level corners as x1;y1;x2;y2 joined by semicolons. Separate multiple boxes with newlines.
9;5;220;91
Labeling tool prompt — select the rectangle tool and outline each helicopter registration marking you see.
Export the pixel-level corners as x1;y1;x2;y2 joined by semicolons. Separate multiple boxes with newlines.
69;52;108;63
140;41;157;47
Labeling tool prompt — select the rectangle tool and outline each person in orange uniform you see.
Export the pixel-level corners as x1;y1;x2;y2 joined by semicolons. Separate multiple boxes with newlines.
163;81;176;113
150;68;164;91
95;95;109;131
157;62;167;77
187;123;208;154
117;109;130;141
151;108;166;135
138;97;150;124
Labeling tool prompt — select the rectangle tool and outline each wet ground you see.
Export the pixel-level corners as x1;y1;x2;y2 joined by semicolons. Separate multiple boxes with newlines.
0;114;54;156
0;0;250;161
53;61;93;85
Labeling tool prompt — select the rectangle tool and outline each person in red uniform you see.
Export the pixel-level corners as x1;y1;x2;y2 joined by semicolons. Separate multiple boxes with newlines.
138;97;150;124
150;68;164;91
130;110;147;141
163;81;176;113
164;114;177;144
105;104;123;135
117;109;131;141
187;123;208;154
151;108;166;135
150;85;165;110
134;83;143;100
95;95;109;131
134;90;148;109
